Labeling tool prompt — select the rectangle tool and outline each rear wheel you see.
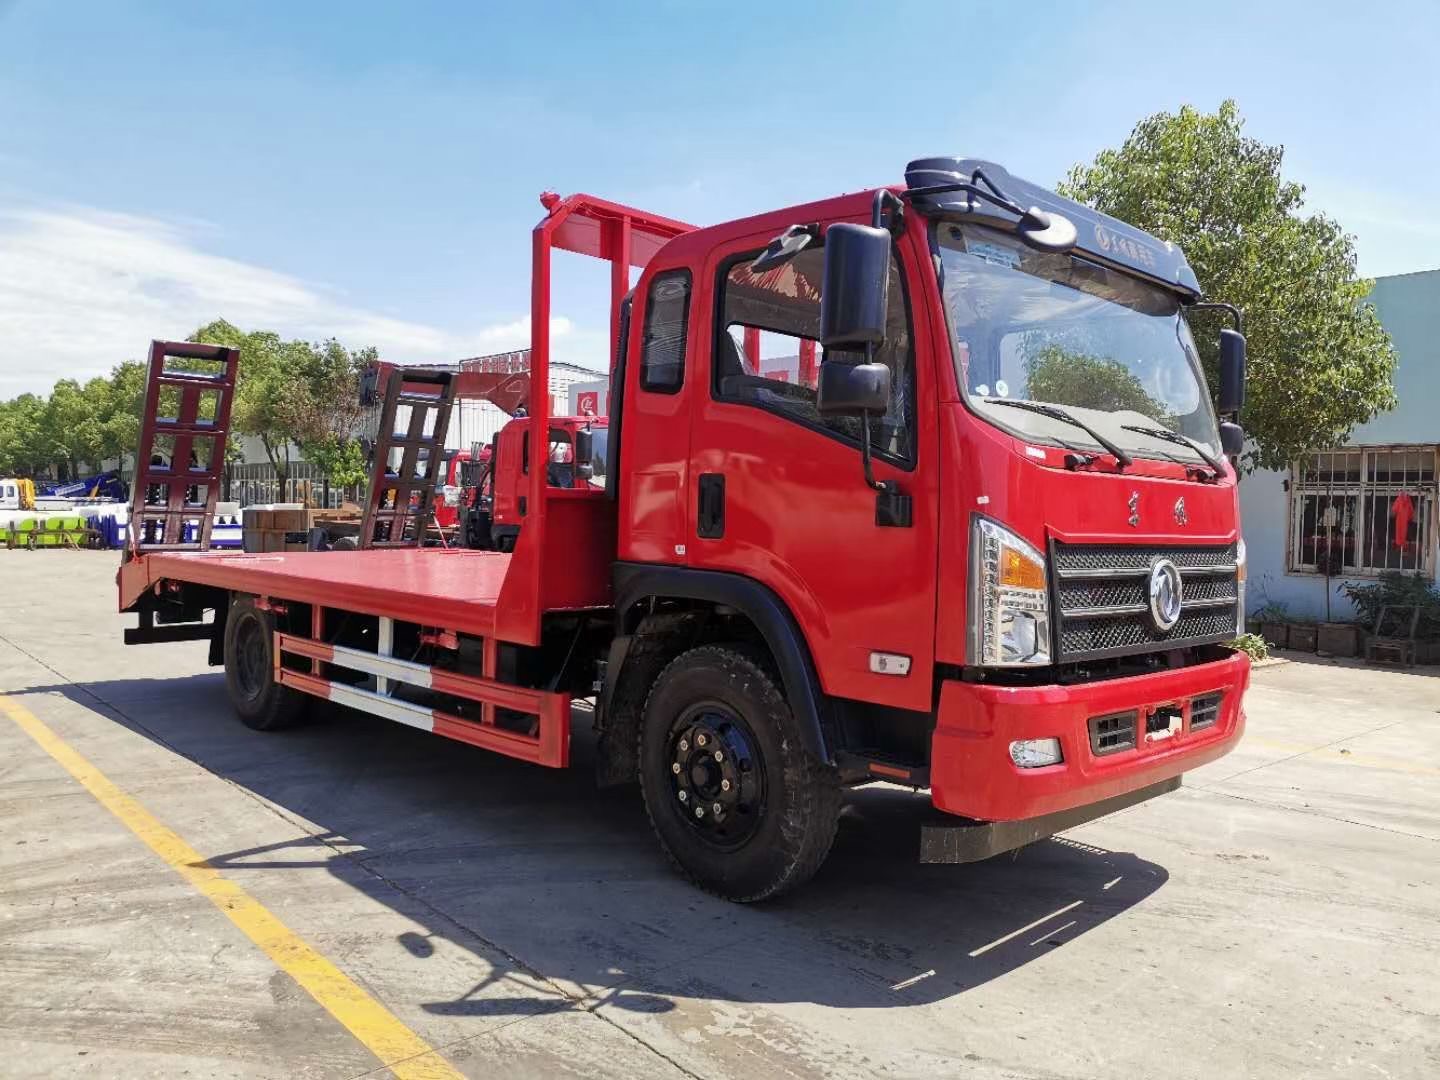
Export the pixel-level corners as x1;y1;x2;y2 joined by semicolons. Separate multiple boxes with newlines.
223;597;309;731
638;645;840;902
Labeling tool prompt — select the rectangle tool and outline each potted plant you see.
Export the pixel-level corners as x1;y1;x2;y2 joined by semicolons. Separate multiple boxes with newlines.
1340;572;1440;665
1317;620;1359;657
1253;602;1290;650
1285;614;1319;653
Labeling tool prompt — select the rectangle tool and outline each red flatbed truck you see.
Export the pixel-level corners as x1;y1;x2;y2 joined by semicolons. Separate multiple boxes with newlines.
118;158;1251;901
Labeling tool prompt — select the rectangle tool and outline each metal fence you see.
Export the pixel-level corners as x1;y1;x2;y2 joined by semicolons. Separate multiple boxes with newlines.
224;461;364;508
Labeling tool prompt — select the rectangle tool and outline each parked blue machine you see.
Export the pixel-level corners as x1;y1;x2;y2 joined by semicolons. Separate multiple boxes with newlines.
40;472;129;502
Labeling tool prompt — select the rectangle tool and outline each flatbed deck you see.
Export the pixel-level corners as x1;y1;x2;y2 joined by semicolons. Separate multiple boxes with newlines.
120;548;513;638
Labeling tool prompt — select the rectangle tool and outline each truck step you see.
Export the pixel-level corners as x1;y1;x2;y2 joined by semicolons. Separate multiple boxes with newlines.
275;633;568;767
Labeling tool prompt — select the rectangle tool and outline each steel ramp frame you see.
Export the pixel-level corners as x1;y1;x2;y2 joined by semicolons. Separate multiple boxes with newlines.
127;340;238;554
360;367;456;548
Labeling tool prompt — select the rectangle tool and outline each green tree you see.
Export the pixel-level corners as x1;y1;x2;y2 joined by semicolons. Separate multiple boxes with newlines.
191;319;375;490
289;339;374;489
1024;346;1168;419
192;319;307;485
6;394;52;476
102;361;146;480
1059;101;1396;471
43;379;110;479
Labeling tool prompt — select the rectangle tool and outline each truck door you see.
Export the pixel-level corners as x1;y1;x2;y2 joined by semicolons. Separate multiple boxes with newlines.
686;222;939;712
617;266;695;566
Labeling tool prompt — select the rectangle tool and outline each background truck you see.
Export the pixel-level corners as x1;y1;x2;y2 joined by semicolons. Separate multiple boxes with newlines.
118;159;1251;901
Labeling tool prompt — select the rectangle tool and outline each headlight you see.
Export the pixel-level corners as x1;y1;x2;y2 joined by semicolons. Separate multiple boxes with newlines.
970;516;1051;666
1235;536;1247;637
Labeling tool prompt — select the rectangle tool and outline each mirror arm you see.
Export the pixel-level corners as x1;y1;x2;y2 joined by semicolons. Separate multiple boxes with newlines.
1188;301;1244;334
871;189;905;235
856;340;887;494
859;410;887;494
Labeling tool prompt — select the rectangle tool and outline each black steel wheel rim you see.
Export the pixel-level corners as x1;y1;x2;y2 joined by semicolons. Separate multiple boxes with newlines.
664;701;766;850
234;615;269;701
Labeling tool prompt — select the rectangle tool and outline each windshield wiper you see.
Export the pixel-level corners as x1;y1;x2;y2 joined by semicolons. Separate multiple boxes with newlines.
1121;425;1226;476
984;399;1132;467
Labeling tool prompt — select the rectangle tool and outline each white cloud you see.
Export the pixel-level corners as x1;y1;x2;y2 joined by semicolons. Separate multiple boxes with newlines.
0;205;586;396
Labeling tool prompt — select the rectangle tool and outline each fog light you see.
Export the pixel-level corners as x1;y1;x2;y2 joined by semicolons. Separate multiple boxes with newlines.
1009;737;1063;768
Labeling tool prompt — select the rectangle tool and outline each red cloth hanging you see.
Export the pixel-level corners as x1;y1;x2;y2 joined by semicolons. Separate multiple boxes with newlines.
1392;492;1414;548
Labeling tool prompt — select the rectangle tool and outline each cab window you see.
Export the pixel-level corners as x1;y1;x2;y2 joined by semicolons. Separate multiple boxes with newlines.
640;270;691;393
713;242;915;464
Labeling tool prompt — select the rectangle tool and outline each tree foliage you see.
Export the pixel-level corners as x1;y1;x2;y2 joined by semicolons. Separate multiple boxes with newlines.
1059;101;1397;471
0;324;375;491
189;319;373;487
1024;345;1169;420
0;363;146;480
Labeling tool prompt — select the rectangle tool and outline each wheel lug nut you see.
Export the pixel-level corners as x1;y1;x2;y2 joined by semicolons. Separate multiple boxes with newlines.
671;762;681;774
695;806;705;818
679;739;689;752
713;750;723;762
678;790;688;802
712;802;722;814
720;779;731;792
696;733;708;747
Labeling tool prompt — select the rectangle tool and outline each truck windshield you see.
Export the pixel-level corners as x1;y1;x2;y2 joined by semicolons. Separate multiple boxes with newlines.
936;223;1220;461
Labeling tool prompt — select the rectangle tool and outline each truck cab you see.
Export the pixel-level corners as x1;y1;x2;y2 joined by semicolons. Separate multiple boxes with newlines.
603;156;1247;833
476;415;609;551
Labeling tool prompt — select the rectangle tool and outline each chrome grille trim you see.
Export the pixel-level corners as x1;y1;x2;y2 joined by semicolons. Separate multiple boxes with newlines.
1055;563;1237;580
1051;540;1240;662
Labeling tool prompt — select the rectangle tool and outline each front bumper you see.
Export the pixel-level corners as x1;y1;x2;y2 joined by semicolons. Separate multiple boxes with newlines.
930;649;1249;821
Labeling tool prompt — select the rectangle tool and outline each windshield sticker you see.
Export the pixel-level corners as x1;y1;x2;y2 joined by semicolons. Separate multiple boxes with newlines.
994;379;1010;398
964;237;1022;269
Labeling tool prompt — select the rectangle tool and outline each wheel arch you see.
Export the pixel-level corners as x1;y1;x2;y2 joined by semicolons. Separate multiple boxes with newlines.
607;562;832;766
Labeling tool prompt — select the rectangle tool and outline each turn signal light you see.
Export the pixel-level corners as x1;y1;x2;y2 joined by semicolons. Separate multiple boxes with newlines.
1000;544;1046;590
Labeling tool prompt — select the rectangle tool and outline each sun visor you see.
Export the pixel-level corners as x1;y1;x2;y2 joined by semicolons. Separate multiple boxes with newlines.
904;157;1201;297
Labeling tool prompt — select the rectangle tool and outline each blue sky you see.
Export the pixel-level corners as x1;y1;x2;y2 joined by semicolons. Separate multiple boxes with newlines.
1;0;1436;396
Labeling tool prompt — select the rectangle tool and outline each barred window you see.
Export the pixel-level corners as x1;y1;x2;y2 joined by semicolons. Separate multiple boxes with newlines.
1288;447;1437;577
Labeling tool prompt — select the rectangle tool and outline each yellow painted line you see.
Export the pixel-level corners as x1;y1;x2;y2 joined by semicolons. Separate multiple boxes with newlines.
0;693;462;1080
1245;736;1440;778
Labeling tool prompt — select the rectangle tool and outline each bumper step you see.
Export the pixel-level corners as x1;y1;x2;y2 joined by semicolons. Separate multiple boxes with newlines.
918;776;1181;864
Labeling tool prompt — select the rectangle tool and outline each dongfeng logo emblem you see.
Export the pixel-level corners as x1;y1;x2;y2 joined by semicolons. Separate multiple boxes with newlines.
1174;497;1188;526
1127;491;1140;527
1148;559;1184;632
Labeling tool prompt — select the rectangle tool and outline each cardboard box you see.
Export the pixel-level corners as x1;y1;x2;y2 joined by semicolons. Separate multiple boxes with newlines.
273;508;309;532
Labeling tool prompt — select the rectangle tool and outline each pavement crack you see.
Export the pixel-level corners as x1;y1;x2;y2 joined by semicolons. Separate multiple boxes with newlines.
1195;787;1439;843
1197;713;1420;788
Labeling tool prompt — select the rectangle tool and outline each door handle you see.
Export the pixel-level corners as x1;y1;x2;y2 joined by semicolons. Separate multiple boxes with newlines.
697;473;725;539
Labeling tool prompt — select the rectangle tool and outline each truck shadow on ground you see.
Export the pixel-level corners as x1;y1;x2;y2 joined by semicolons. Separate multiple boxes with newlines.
42;673;1170;1015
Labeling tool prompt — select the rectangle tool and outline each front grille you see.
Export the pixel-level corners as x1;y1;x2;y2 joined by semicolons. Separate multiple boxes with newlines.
1189;693;1222;731
1053;543;1237;573
1089;711;1137;755
1052;540;1238;662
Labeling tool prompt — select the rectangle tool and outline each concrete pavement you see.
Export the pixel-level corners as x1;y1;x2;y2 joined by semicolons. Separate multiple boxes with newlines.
1;551;1437;1078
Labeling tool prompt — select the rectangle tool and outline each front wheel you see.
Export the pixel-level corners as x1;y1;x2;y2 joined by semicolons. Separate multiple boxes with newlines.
638;645;840;902
223;597;309;731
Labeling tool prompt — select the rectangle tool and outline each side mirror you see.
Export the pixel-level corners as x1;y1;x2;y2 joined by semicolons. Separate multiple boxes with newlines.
817;361;891;416
1219;421;1244;458
574;428;595;481
1218;328;1246;416
819;223;891;350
